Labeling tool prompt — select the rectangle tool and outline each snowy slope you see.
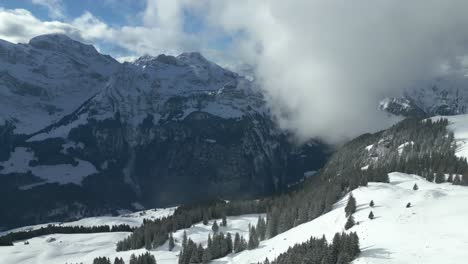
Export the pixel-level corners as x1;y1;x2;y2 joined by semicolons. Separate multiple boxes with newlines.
213;172;468;264
432;114;468;160
2;173;467;264
0;212;261;264
0;208;176;236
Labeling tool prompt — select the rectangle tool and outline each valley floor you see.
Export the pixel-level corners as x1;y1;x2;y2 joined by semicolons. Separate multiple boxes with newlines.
1;172;467;264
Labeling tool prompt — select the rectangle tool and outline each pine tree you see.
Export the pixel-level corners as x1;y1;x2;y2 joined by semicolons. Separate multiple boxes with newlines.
248;226;259;250
344;215;355;230
435;172;445;183
202;248;211;264
203;211;209;225
413;183;418;190
226;232;233;253
168;232;175;251
233;233;240;253
369;200;374;207
129;254;137;264
212;221;219;233
256;216;267;241
454;175;461;185
114;257;125;264
221;215;227;227
345;193;357;217
406;202;411;208
368;211;374;220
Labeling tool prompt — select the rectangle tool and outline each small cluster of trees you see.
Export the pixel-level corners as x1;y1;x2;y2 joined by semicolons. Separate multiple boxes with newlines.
178;231;234;264
129;252;156;264
92;253;155;264
0;224;134;246
179;216;267;263
344;194;357;230
92;257;125;264
260;232;360;264
116;200;265;251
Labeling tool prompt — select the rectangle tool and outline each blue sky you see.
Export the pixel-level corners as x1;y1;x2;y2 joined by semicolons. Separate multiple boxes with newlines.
0;0;233;62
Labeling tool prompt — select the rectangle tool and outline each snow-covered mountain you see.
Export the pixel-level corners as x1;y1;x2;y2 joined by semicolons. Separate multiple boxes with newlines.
0;34;119;134
0;34;329;229
379;73;468;117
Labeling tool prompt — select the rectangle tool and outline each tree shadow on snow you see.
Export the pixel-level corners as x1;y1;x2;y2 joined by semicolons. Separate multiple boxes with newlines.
360;245;392;260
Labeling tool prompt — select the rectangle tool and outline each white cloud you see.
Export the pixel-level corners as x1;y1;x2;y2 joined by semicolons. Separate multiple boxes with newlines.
185;0;468;143
0;8;76;43
31;0;65;19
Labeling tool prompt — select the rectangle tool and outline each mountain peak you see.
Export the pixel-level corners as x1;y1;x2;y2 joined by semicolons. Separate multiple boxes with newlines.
29;33;99;56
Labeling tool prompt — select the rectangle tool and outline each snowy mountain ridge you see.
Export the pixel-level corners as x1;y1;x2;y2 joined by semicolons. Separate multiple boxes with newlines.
0;34;328;229
380;73;468;117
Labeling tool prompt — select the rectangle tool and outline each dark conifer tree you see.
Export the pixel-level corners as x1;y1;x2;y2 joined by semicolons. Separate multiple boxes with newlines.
345;193;357;217
248;226;259;250
256;216;267;241
212;221;219;233
344;215;355;230
369;200;374;207
202;248;211;264
435;172;445;183
203;211;209;225
113;257;125;264
413;183;418;190
226;232;233;253
368;211;374;220
221;215;227;227
168;232;175;251
406;202;411;208
233;233;241;253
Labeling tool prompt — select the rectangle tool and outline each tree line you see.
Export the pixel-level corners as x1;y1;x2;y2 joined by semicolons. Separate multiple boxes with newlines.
92;252;155;264
260;232;360;264
0;224;134;246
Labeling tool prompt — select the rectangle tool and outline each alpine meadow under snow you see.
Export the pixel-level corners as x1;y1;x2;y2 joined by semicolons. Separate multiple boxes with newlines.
1;173;468;264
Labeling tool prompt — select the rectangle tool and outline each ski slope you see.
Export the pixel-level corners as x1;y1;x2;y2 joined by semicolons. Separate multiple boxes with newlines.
1;173;468;264
215;172;468;264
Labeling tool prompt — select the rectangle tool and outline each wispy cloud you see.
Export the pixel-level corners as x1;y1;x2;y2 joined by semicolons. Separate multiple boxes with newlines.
31;0;65;19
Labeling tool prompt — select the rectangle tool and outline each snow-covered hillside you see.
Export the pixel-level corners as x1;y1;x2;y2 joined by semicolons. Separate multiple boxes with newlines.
0;207;176;236
0;210;261;264
215;172;468;264
1;173;467;264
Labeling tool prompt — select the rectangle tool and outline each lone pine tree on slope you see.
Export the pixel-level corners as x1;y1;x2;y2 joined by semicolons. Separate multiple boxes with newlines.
369;200;374;207
413;183;418;190
345;193;357;217
368;211;374;220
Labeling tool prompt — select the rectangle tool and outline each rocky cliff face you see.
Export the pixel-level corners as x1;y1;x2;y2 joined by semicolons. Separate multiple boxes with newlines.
0;34;329;229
